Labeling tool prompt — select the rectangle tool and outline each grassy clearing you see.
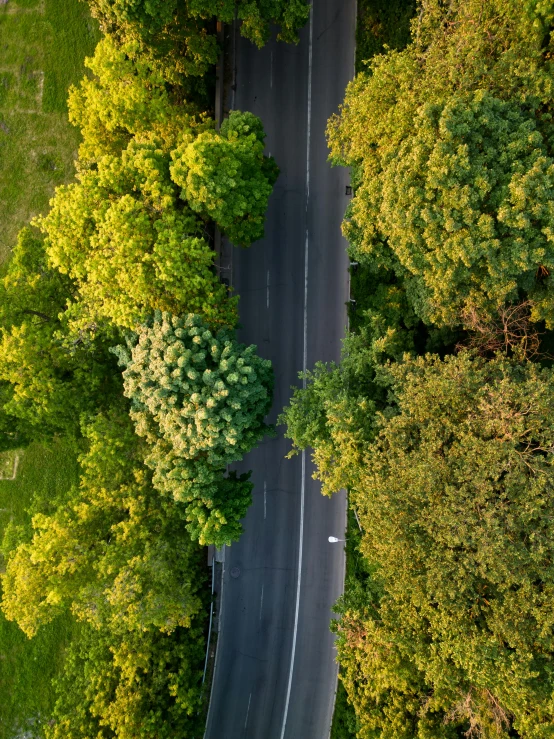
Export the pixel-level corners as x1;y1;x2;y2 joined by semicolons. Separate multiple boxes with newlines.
0;0;100;261
0;439;80;739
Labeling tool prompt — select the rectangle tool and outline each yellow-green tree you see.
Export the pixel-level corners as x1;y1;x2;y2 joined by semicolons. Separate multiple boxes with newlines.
171;111;279;246
38;136;236;332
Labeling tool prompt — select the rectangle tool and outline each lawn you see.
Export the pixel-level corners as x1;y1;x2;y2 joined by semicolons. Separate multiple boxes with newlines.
0;0;100;261
0;440;80;739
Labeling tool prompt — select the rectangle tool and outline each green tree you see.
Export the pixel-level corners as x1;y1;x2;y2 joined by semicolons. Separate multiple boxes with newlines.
287;351;554;736
328;0;554;327
0;228;119;438
37;136;236;331
1;410;203;638
171;111;279;246
46;618;206;739
113;311;273;545
86;0;309;85
68;36;203;162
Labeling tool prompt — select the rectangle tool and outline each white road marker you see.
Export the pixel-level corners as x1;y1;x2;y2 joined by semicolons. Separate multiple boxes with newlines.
266;270;270;309
280;5;313;739
264;480;267;519
259;584;264;622
270;51;273;88
244;692;252;730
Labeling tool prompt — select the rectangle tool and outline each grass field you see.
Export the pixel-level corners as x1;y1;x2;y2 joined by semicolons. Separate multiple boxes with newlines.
0;0;100;261
0;440;80;739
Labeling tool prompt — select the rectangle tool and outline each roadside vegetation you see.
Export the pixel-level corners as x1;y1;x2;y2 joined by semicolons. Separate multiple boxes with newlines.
284;1;554;737
0;1;309;736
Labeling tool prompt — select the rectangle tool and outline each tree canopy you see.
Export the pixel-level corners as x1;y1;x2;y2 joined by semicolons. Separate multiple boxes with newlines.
37;136;237;331
86;0;309;85
328;0;554;328
285;350;554;736
0;227;119;439
171;111;279;246
114;312;273;545
2;410;203;638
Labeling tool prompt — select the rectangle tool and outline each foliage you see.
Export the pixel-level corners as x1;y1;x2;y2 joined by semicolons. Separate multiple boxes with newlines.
288;350;554;736
86;0;309;85
113;312;273;545
2;409;203;639
355;0;415;72
0;227;120;439
0;439;80;739
37;136;236;331
171;111;279;246
68;35;203;162
46;616;205;739
332;89;554;326
328;0;554;327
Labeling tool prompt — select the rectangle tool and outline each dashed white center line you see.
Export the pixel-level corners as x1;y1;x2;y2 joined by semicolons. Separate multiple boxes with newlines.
259;584;264;622
270;51;273;88
266;270;270;309
244;692;252;730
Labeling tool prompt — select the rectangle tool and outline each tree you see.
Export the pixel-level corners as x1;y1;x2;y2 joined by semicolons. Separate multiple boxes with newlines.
332;90;554;327
287;351;554;736
113;311;274;545
46;618;206;739
1;410;204;638
68;36;204;162
171;111;279;246
327;0;554;327
0;228;119;438
37;136;236;331
85;0;309;85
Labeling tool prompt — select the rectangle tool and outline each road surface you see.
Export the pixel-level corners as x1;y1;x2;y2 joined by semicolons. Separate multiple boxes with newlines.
205;2;356;737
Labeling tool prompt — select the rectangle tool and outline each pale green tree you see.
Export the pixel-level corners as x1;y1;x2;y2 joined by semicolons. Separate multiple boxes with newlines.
114;311;274;545
68;36;204;161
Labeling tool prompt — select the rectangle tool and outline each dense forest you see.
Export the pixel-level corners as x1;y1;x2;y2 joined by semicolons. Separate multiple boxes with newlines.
283;1;554;736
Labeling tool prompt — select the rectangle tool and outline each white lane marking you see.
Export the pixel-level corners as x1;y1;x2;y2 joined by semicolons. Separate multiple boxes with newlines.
270;51;273;88
266;270;270;309
280;5;313;739
244;692;252;730
259;583;264;622
264;480;267;519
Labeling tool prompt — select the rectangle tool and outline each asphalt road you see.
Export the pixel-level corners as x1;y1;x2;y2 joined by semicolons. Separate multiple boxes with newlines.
204;3;356;737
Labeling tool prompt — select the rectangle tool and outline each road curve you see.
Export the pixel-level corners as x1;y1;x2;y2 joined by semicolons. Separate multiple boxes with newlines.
204;2;356;737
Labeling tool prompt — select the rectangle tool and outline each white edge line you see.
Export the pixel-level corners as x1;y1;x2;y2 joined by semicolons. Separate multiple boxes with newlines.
203;551;226;738
279;5;313;739
244;692;252;729
327;6;358;736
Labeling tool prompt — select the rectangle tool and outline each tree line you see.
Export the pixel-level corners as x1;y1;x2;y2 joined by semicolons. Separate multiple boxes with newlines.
282;1;554;736
0;1;309;735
